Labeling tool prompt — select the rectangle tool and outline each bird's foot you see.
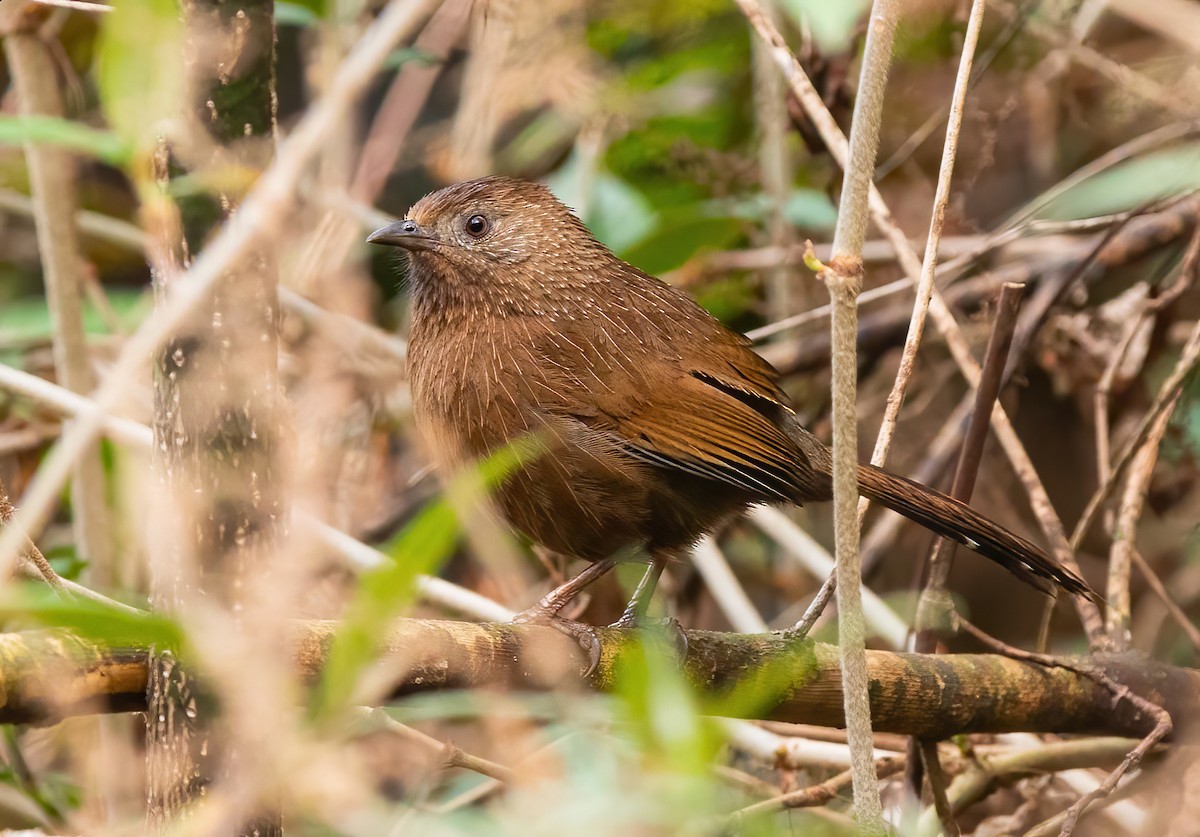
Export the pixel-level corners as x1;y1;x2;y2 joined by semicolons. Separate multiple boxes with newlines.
512;607;602;676
608;614;689;664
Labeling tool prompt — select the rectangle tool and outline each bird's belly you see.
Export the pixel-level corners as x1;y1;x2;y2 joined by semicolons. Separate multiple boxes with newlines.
496;440;755;562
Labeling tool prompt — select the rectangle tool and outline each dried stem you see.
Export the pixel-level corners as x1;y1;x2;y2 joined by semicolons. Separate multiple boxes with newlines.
1105;397;1177;648
914;282;1024;650
691;538;769;633
0;361;513;624
0;0;441;580
363;709;515;783
6;26;113;582
1072;316;1200;551
907;281;1023;802
728;756;906;823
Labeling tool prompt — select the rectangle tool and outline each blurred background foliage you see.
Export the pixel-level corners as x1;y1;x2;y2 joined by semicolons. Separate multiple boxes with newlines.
0;0;1198;833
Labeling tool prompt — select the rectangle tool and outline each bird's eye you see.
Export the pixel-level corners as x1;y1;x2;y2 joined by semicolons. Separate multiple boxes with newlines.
465;214;490;238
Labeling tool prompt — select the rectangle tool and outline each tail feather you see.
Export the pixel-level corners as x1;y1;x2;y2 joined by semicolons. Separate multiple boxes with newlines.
856;464;1099;603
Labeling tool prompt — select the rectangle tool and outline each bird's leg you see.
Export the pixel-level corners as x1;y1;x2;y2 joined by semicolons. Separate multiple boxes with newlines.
611;557;667;628
513;558;618;674
513;558;617;623
610;554;688;663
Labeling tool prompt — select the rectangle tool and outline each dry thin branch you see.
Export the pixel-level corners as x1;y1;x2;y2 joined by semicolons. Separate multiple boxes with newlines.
691;538;768;633
914;282;1024;651
6;25;112;582
749;507;908;647
863;0;988;497
771;0;905;820
1130;548;1200;652
992;0;1200;116
728;756;906;823
722;718;890;772
0;0;443;582
361;708;515;783
907;281;1023;804
913;736;1155;837
0;362;514;624
0;479;63;593
1106;399;1177;648
1072;316;1200;551
350;0;472;201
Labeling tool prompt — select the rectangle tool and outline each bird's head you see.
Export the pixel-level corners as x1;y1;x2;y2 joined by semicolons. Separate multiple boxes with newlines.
367;176;604;285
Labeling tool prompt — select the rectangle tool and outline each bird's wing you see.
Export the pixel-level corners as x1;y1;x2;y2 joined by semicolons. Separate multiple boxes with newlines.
560;340;808;503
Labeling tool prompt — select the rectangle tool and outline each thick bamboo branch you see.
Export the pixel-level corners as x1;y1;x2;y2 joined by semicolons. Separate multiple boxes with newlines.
1;620;1193;739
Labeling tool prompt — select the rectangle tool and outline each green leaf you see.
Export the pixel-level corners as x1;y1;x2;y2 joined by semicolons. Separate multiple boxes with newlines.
0;584;179;651
0;116;131;166
275;1;321;27
96;0;184;155
382;46;443;70
612;635;720;776
780;0;871;51
310;437;542;720
620;213;744;275
1031;144;1200;221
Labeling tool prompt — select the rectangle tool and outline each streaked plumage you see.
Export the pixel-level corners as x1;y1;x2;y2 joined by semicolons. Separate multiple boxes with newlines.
372;176;1097;606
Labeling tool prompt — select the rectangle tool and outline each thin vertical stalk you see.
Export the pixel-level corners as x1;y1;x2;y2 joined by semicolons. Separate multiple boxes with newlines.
820;0;903;829
7;26;113;582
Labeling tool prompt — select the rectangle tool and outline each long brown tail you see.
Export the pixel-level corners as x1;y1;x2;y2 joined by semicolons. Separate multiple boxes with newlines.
856;463;1099;603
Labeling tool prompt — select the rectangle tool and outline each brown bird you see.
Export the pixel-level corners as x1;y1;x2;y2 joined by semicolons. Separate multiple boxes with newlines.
368;176;1096;636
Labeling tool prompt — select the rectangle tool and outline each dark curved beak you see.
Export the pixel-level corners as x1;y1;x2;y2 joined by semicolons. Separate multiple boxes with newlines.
366;219;437;251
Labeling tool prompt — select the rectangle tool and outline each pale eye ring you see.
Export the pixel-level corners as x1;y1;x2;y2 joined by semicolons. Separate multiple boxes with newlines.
465;214;490;237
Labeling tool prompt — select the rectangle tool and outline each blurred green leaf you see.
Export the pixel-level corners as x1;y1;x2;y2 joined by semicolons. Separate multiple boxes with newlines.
613;634;721;776
0;584;178;651
620;212;744;274
0;116;131;166
724;189;839;231
44;546;87;583
694;276;758;324
780;0;871;51
311;437;541;720
548;160;659;253
275;1;320;26
96;0;184;156
1032;144;1200;221
310;499;458;719
382;46;442;70
0;291;149;344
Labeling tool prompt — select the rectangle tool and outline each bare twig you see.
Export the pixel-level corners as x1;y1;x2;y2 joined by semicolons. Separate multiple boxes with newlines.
350;0;472;201
0;361;515;624
691;538;768;633
805;0;903;824
1130;548;1200;651
958;618;1173;836
1072;317;1200;551
728;756;906;823
362;708;515;783
920;739;960;837
914;736;1154;837
749;507;908;648
0;478;64;592
1106;397;1177;648
914;282;1025;651
0;0;442;580
7;26;113;582
907;282;1023;802
992;0;1200;117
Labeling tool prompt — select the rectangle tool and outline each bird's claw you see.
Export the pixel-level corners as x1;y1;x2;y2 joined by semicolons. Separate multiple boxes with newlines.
512;608;603;677
608;614;689;664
